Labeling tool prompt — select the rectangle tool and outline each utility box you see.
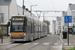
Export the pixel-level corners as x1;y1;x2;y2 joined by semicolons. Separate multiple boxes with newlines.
63;31;67;39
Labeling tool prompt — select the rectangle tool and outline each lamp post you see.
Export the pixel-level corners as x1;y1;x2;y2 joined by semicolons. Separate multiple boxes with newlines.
30;5;37;17
43;12;48;22
22;0;25;15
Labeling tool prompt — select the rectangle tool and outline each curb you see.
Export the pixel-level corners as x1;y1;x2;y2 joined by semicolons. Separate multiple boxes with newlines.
59;36;64;50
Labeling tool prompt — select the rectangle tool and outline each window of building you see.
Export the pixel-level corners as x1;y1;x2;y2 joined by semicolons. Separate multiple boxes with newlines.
58;22;61;25
54;25;56;27
72;11;75;16
73;17;75;23
0;13;4;22
59;30;61;33
54;28;56;31
58;26;61;29
65;23;68;26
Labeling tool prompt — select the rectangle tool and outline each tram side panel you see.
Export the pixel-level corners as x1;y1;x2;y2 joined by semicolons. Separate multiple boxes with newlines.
27;21;31;41
45;25;47;36
40;22;43;37
35;22;39;39
39;23;41;38
42;24;45;37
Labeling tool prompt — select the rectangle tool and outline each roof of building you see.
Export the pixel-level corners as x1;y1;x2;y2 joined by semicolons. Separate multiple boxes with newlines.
62;11;67;16
57;17;61;21
69;4;75;10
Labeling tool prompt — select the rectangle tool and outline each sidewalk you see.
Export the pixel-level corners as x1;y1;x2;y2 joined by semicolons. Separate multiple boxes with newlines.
0;37;10;44
51;38;63;50
63;34;75;49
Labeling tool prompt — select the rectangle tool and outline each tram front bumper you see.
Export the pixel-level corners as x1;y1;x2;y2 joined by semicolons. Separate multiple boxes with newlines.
11;39;26;42
10;36;27;42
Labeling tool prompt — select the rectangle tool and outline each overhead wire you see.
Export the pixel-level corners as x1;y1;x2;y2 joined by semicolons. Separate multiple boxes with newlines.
50;0;57;16
27;0;53;10
27;0;39;10
27;0;42;17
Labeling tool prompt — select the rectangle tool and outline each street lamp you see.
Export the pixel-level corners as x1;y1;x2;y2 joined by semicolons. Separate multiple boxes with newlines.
30;5;37;17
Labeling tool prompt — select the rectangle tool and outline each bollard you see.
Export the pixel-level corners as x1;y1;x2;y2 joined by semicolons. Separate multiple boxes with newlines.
1;35;3;43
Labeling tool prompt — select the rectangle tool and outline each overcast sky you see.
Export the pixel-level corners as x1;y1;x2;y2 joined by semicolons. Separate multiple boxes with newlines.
16;0;75;32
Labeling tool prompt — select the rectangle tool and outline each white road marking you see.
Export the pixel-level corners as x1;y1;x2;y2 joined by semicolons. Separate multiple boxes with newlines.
0;43;10;45
33;43;39;45
52;46;62;48
54;43;59;45
10;44;19;46
43;43;50;45
64;43;71;45
23;43;30;45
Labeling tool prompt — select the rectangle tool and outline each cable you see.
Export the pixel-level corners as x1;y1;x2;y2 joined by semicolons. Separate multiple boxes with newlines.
27;0;52;10
28;0;33;4
51;0;55;11
28;0;40;10
50;0;57;16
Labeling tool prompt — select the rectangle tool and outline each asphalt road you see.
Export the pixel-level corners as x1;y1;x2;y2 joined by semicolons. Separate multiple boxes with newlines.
0;35;61;50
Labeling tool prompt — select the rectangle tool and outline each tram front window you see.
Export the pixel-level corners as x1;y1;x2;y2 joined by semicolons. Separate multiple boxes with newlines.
11;22;23;32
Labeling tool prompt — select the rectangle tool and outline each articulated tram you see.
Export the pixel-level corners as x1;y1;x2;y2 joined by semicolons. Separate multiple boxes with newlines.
8;15;47;42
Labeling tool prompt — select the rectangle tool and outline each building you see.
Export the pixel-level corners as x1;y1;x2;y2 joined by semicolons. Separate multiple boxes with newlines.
61;3;75;33
67;3;75;33
61;11;68;32
56;17;61;34
0;0;38;34
52;20;56;34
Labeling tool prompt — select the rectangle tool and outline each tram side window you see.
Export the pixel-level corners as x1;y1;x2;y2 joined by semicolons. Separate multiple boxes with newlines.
33;25;35;33
27;26;31;33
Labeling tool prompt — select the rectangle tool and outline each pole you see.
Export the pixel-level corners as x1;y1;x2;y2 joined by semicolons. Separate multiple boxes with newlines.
8;5;9;21
43;12;45;22
23;0;24;15
68;23;69;46
30;6;32;17
1;35;3;43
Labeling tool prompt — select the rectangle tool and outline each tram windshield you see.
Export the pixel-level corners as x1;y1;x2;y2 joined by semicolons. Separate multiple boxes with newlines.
11;22;24;32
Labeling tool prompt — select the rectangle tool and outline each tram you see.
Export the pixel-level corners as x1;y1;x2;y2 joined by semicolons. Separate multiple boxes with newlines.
8;15;47;42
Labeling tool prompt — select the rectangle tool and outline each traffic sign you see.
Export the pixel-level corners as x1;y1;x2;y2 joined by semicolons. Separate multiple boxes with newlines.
64;16;72;23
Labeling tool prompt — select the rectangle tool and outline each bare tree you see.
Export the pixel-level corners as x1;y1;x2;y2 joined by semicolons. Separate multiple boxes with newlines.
43;20;50;34
0;14;5;37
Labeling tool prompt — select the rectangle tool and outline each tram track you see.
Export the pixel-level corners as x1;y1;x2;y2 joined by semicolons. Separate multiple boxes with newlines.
47;38;58;50
0;35;59;50
2;37;48;50
28;36;58;50
6;43;24;50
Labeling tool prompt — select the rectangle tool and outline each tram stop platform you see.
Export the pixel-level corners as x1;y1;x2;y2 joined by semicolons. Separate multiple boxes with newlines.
62;34;75;50
0;37;10;44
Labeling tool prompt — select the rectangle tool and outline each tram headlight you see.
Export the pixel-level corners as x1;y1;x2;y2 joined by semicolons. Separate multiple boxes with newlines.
10;34;11;36
24;34;26;36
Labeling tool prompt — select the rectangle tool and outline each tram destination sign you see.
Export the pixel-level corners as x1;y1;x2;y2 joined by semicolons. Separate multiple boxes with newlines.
12;18;24;21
